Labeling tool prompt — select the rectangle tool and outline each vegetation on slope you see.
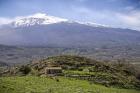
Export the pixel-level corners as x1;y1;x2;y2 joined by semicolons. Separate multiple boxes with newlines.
1;55;140;89
0;76;140;93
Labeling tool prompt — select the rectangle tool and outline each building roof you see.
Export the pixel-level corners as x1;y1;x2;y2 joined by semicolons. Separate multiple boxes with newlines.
45;67;62;70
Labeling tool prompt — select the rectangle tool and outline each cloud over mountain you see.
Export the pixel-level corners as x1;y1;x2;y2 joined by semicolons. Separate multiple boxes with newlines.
0;0;140;30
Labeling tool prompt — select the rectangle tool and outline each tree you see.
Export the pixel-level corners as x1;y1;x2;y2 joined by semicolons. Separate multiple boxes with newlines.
19;65;31;75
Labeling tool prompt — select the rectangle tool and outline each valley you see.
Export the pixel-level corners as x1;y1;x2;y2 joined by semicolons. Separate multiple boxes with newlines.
0;45;140;66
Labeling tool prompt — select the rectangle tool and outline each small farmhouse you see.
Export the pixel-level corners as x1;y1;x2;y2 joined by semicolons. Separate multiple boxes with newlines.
45;67;62;75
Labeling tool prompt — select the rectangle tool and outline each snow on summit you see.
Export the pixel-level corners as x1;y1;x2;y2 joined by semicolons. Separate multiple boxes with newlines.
11;13;68;27
0;13;108;28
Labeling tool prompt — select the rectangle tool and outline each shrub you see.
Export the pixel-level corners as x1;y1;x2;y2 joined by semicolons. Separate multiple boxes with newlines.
19;65;31;75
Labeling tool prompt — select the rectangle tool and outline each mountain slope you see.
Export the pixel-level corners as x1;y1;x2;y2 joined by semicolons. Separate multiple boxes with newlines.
0;13;140;64
0;21;140;47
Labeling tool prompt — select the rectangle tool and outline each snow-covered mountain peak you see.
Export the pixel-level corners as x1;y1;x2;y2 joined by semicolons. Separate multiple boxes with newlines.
11;13;68;27
1;13;109;28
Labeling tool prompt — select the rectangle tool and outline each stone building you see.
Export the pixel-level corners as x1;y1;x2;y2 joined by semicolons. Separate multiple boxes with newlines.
45;67;62;75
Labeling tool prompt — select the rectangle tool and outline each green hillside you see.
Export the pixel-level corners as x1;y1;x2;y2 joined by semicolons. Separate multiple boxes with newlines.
1;55;140;89
0;76;140;93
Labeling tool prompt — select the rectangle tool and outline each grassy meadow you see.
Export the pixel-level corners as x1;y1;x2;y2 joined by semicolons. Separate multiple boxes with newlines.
0;76;140;93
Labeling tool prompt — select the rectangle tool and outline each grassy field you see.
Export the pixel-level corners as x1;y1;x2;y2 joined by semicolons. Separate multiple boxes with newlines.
0;76;140;93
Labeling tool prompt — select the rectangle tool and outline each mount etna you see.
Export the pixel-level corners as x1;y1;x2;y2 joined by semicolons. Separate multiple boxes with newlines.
0;13;140;65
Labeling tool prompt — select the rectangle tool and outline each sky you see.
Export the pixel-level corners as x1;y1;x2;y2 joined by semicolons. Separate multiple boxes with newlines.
0;0;140;30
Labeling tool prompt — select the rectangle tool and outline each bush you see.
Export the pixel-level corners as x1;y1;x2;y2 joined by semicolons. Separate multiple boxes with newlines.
19;65;31;75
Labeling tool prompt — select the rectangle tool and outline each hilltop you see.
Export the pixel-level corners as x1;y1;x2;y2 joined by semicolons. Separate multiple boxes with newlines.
1;55;140;89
